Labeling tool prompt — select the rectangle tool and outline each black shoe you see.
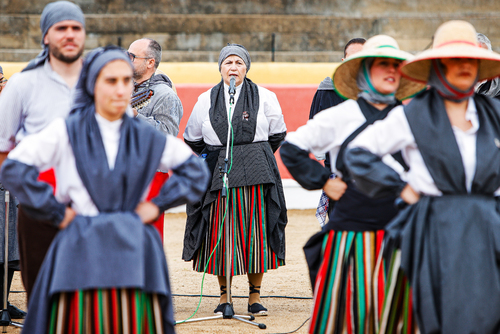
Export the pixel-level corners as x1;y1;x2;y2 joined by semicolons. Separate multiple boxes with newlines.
214;302;231;315
248;303;268;316
7;302;26;319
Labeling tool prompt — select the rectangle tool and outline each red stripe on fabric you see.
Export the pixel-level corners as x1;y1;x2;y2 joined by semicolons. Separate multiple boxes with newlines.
376;231;385;318
435;40;477;48
375;231;384;257
94;290;99;334
38;169;57;193
211;193;221;275
73;292;78;334
346;266;353;334
147;172;169;241
68;292;74;334
407;286;413;334
310;231;334;331
237;188;247;266
111;289;118;334
131;291;137;334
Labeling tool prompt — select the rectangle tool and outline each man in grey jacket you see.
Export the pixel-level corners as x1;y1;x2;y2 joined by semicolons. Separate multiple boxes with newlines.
128;38;183;136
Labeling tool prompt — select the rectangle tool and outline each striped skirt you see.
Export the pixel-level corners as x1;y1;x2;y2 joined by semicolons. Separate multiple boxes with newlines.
193;184;285;276
378;249;418;334
47;288;164;334
309;230;385;334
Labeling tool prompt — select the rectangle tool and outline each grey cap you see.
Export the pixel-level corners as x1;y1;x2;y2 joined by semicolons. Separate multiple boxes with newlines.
218;43;251;72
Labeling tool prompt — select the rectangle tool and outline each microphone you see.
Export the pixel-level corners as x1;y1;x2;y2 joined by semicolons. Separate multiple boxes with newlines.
229;76;236;105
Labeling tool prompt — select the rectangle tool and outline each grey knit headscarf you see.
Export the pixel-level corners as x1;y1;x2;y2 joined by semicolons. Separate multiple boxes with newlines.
23;1;85;72
218;44;251;72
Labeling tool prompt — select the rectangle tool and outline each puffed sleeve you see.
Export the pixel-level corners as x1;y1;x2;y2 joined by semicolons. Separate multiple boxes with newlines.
260;87;286;152
345;107;413;198
0;74;26;152
0;118;68;225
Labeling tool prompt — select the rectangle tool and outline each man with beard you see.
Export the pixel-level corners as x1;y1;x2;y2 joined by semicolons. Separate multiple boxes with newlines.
0;0;86;299
128;38;183;136
127;38;183;241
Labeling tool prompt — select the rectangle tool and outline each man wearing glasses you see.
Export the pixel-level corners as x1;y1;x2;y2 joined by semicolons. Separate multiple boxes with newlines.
0;1;86;301
127;38;182;136
127;38;183;242
0;66;7;95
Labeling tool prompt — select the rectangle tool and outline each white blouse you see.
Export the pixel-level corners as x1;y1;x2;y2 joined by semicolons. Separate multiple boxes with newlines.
7;114;194;216
184;83;287;145
285;99;405;178
349;98;500;196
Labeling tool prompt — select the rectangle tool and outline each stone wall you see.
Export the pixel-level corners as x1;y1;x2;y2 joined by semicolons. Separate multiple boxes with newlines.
1;0;499;62
2;0;500;15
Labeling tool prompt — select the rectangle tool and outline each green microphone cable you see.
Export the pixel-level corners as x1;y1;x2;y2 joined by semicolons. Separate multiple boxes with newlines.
176;103;235;325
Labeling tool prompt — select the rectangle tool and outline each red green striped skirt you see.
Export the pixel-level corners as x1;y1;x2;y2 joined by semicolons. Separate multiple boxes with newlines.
193;184;285;276
47;288;164;334
377;249;418;334
309;230;385;334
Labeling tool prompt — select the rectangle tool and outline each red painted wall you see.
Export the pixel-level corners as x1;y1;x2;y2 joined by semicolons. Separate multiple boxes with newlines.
175;84;318;179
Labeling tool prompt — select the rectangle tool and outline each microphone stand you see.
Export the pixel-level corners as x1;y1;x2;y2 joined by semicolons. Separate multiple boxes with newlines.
0;185;23;331
177;78;266;329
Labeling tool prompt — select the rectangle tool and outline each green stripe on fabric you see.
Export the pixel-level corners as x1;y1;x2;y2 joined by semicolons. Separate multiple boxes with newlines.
135;290;142;333
403;279;410;334
376;45;397;49
318;232;343;334
230;188;238;276
381;250;397;315
98;289;104;334
48;297;58;334
355;233;367;332
79;290;84;334
146;294;154;334
387;273;404;334
260;185;267;273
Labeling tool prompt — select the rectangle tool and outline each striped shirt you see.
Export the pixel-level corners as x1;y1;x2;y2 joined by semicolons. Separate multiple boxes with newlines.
0;59;73;152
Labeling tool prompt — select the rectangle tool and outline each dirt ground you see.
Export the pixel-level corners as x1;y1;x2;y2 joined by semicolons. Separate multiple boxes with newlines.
6;209;320;333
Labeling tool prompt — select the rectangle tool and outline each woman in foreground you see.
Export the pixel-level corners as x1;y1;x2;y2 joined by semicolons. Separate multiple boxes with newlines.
346;20;500;334
1;46;209;333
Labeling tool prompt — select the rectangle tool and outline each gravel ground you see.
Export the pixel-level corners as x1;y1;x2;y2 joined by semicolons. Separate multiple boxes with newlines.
6;209;321;334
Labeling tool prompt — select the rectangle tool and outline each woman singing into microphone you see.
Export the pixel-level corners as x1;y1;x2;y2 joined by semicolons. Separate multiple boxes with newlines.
183;44;288;316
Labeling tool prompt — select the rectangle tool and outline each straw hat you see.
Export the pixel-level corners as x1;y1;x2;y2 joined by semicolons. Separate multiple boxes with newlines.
401;20;500;83
333;35;425;100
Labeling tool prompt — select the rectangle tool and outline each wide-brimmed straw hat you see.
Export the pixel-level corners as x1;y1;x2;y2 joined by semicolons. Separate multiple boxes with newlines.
401;20;500;83
333;35;425;100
